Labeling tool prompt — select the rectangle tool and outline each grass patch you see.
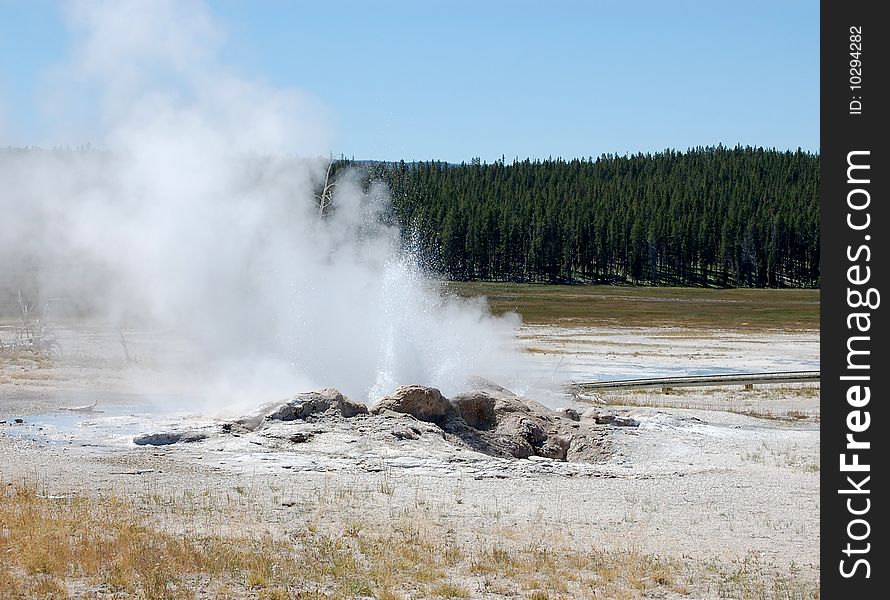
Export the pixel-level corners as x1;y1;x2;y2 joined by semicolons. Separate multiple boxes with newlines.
0;480;817;598
590;384;820;422
446;282;819;330
708;552;819;599
740;442;819;472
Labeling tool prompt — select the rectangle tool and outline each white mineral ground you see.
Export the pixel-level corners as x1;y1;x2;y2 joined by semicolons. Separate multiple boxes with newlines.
0;321;819;591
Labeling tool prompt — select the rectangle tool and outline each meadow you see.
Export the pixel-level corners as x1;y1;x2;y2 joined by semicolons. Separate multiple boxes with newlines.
448;283;819;330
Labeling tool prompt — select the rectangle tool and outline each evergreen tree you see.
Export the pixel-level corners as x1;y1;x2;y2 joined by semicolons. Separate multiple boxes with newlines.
349;146;819;288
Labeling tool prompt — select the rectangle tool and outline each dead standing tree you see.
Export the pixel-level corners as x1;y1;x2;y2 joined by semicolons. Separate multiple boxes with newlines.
0;291;62;356
313;157;372;221
315;158;337;218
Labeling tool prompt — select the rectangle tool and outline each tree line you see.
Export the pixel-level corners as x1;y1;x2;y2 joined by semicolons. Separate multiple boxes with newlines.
341;146;819;288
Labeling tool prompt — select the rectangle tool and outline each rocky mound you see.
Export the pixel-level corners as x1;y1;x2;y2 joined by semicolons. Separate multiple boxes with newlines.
133;430;208;446
226;387;368;433
370;385;452;423
369;382;604;461
139;382;611;463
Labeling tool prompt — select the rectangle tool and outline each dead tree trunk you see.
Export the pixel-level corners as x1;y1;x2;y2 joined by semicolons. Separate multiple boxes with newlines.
315;158;336;218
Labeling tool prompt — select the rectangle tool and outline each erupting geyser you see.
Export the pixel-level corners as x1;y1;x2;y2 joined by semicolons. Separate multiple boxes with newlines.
0;0;528;407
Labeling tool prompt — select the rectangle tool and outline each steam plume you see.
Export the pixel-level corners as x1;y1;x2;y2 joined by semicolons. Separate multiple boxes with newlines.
0;0;527;405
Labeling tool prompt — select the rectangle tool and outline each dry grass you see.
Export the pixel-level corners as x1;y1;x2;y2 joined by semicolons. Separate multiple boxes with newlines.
590;384;820;423
447;282;819;331
0;478;820;599
2;479;683;599
734;408;815;422
708;553;819;599
740;442;820;474
0;481;300;598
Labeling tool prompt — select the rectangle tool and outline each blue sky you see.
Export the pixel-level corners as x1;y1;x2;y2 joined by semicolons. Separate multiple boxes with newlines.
1;0;818;162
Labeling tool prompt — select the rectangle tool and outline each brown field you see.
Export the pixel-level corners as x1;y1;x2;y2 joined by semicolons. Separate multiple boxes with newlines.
447;283;819;331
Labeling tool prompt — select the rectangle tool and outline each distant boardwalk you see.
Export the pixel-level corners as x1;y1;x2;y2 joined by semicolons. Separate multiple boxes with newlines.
569;370;820;394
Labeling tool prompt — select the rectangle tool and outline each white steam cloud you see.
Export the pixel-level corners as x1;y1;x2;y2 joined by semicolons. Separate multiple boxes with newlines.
0;0;528;406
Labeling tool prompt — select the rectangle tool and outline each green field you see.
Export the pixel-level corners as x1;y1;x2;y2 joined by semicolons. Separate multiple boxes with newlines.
447;282;820;331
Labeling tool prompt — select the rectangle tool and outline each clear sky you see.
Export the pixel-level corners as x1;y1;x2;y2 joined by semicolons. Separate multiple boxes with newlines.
1;0;818;162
